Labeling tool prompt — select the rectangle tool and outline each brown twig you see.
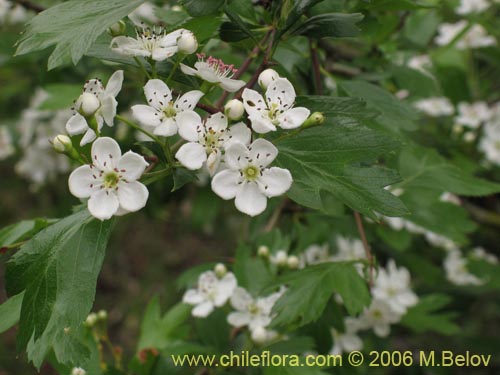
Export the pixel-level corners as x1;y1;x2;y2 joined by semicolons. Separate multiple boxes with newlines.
310;40;323;95
354;211;374;288
264;198;288;233
13;0;45;13
196;102;219;114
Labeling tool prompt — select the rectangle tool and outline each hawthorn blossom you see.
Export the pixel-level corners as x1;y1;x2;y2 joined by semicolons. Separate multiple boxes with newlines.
300;244;330;267
414;97;454;117
456;0;490;15
183;271;237;317
444;249;483;286
66;71;123;146
435;21;496;49
180;53;246;92
372;260;418;315
132;79;203;136
358;299;401;338
128;2;159;25
242;78;310;133
211;139;293;216
330;318;363;355
227;287;284;331
407;54;433;75
471;247;498;264
175;111;251;175
68;137;149;220
111;26;189;61
0;126;14;160
455;102;491;128
479;122;500;165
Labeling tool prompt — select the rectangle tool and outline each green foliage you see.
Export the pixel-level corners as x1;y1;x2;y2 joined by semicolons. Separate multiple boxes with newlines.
15;0;146;70
0;292;24;334
180;0;225;17
290;13;364;38
0;218;55;247
5;210;113;368
271;262;370;328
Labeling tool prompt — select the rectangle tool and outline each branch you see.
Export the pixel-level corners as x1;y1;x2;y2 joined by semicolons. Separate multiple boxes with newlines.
13;0;45;13
309;39;323;95
354;211;374;288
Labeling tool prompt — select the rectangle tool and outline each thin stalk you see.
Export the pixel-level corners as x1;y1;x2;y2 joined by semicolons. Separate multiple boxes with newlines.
116;115;158;142
134;57;152;80
354;212;374;288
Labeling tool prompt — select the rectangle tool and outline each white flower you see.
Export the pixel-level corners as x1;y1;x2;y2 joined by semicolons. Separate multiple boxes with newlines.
407;55;433;75
177;30;198;54
180;53;246;92
66;71;123;146
242;78;310;133
0;126;14;160
435;21;496;49
444;249;483;286
479;122;500;165
0;0;28;25
251;326;279;344
270;250;288;266
68;137;149;220
414;97;454;117
435;21;468;46
111;26;189;61
455;102;491;128
211;139;293;217
301;244;330;266
71;367;86;375
372;260;418;315
439;192;461;205
456;0;490;15
175;111;251;175
227;287;284;331
132;79;203;137
330;318;363;355
471;247;498;264
258;69;280;90
359;299;401;338
424;231;457;251
183;271;237;317
16;146;69;188
128;2;159;25
332;236;366;262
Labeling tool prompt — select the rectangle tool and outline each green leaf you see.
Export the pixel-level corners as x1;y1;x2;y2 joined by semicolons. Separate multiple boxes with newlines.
39;84;83;110
0;292;24;334
401;294;460;335
234;243;274;294
223;4;258;43
398;146;500;196
0;218;55;248
271;262;370;328
15;0;146;70
340;80;419;132
5;210;113;368
180;0;225;17
290;13;364;39
173;168;199;192
275;123;408;218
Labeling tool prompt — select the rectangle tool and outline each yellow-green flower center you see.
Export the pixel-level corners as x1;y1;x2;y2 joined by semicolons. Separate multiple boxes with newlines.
103;172;120;189
163;102;177;118
268;103;280;125
243;166;259;181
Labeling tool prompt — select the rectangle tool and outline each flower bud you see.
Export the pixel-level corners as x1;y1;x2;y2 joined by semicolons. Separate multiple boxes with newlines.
78;93;100;117
53;135;72;154
224;99;244;121
214;263;227;277
97;310;108;321
177;30;198;54
287;255;300;269
464;132;476;143
85;313;98;327
251;326;268;344
302;112;325;128
258;69;279;90
257;245;269;258
71;368;87;375
108;20;126;37
274;250;288;266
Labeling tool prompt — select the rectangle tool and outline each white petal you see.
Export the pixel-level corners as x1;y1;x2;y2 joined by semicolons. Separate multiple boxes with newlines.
206;151;221;176
100;96;117;126
175;142;206;170
213;273;237;306
159;29;184;47
249;115;276;134
180;63;198;76
176;111;202;142
235;182;267;216
80;129;97;146
117;181;149;212
248;316;272;331
227;312;251;327
211;169;241;199
224;142;249;170
374;323;390;338
131;104;161;127
205;112;228;132
111;36;145;55
225;122;251;148
249;138;278;167
278;107;310;129
183;289;205;305
144;79;172;110
242;88;267;117
219;77;246;92
88;190;119;220
66;114;88;135
68;165;97;198
105;70;124;98
154;117;178;136
258;167;292;197
152;46;178;61
175;90;204;112
91;137;121;171
192;301;214;317
118;151;148;181
266;78;296;110
230;287;253;311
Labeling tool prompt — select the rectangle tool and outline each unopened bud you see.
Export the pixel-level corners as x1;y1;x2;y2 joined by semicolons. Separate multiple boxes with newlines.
177;30;198;54
97;310;108;321
258;69;280;90
53;134;72;153
258;245;269;258
214;263;227;277
287;255;300;269
85;313;98;327
71;367;87;375
108;20;126;37
274;250;288;266
224;99;244;120
464;132;476;143
251;327;268;344
302;112;325;128
78;93;100;117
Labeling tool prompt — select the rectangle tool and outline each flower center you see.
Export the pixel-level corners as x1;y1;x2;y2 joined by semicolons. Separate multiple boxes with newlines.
243;165;260;181
373;309;383;319
163;102;177;118
249;303;260;315
267;103;281;125
137;26;164;52
494;141;500;150
103;171;120;189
